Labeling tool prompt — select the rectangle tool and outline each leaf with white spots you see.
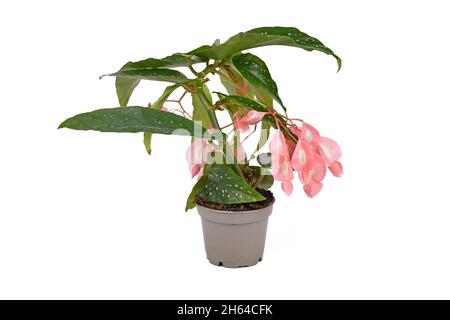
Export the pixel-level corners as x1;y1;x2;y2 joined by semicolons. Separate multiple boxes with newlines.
232;53;285;111
103;68;191;84
252;85;273;107
189;26;341;71
119;53;207;70
198;164;266;204
185;167;209;212
215;92;268;112
58;106;208;137
111;53;205;106
246;27;341;71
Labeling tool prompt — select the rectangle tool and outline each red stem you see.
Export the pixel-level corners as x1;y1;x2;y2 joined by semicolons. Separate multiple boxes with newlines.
168;109;192;119
267;110;298;142
220;123;233;130
242;125;258;143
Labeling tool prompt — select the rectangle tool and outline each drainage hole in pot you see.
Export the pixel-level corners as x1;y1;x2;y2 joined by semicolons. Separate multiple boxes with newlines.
259;257;262;261
218;262;223;266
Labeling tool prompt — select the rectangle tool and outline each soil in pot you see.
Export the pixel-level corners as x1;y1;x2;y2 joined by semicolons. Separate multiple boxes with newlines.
195;189;275;212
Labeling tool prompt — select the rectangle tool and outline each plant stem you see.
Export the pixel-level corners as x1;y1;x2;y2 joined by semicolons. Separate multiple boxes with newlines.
189;65;200;77
192;59;246;181
220;123;233;130
197;89;220;129
253;174;265;188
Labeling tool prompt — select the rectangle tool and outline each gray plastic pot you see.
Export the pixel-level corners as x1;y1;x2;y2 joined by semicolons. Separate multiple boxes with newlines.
197;203;274;268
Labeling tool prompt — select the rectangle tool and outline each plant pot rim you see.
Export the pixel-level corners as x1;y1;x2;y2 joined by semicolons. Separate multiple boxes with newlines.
197;201;273;225
196;201;274;214
194;189;275;213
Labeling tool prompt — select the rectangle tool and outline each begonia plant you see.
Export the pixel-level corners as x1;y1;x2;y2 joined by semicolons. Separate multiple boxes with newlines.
59;26;343;211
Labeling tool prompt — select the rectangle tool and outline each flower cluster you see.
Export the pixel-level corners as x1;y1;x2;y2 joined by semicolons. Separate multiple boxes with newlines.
272;122;343;197
185;111;342;198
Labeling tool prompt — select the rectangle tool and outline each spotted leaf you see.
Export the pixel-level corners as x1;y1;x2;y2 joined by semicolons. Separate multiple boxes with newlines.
246;26;341;71
198;164;265;204
119;53;207;71
232;53;285;110
58;106;208;137
185;167;209;211
189;26;341;71
109;68;188;107
103;68;191;84
215;92;267;112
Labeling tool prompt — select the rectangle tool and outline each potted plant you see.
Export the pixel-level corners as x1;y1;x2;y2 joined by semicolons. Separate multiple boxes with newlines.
59;26;343;268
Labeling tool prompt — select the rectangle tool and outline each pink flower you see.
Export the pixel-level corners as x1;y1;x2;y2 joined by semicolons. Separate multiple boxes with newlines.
290;122;343;197
291;140;312;172
300;123;321;145
185;139;213;178
328;160;343;177
234;111;266;132
299;151;327;186
303;182;323;198
286;138;296;158
269;130;294;196
317;137;342;166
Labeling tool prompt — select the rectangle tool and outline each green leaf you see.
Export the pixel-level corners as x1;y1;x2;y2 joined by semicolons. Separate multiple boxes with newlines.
215;92;267;112
58;106;208;137
258;171;274;190
195;85;221;130
252;85;273;107
111;54;198;107
232;53;284;110
144;84;180;155
111;26;340;107
153;84;180;110
185;167;209;212
247;27;341;71
219;65;273;107
217;64;247;94
119;53;207;71
115;76;140;107
143;132;152;155
111;68;185;107
103;68;191;84
219;72;238;95
247;166;274;190
198;164;265;204
189;26;341;71
192;86;213;129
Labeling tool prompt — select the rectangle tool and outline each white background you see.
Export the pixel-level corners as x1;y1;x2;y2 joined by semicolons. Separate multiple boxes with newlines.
1;0;449;299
